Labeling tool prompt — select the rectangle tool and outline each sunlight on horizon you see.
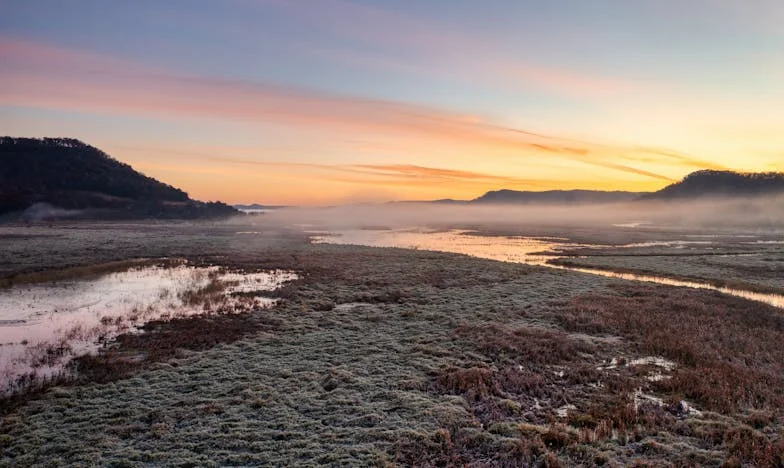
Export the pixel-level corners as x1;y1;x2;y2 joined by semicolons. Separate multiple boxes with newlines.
2;0;782;204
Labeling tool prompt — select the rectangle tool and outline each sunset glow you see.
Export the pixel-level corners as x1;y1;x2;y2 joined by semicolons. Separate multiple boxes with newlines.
2;0;782;204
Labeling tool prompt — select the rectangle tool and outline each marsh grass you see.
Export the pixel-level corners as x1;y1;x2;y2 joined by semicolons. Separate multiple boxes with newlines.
562;284;784;414
0;258;184;289
454;323;595;368
558;284;784;465
0;302;286;417
550;257;784;296
398;282;784;466
71;311;285;384
1;262;296;412
2;229;783;466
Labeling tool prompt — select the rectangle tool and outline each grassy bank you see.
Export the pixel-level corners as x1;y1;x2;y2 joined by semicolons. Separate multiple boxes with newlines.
550;249;784;295
549;258;784;296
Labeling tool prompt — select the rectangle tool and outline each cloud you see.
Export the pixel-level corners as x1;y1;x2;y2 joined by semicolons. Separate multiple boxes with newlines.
581;161;675;182
1;37;686;182
633;147;729;171
144;148;542;185
349;164;524;182
114;143;556;190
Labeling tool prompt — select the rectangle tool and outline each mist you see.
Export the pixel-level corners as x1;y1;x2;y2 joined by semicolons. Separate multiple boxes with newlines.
256;195;784;233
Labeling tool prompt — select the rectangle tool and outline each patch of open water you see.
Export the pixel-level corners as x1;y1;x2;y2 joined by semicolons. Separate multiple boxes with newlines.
312;229;784;309
310;229;572;264
546;264;784;308
0;264;297;394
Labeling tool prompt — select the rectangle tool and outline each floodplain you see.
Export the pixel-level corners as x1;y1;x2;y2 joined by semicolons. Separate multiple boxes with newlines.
1;203;782;466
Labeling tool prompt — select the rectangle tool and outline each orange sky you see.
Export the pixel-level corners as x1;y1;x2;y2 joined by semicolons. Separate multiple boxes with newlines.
2;1;782;204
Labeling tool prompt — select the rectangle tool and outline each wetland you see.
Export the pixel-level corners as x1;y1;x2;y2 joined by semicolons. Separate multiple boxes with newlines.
1;209;782;466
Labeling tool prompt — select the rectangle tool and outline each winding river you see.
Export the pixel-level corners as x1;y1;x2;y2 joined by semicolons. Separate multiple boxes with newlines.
311;228;784;309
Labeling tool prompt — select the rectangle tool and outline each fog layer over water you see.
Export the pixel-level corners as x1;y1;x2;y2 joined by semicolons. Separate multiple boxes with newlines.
313;228;784;309
264;195;784;233
267;196;784;308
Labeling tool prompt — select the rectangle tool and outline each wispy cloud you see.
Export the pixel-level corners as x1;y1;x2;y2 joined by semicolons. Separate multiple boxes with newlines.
1;37;693;182
126;145;539;185
114;144;564;191
633;147;729;171
350;164;523;182
582;161;675;182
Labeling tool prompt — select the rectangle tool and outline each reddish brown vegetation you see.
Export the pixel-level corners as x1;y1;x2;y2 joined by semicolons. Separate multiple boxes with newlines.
0;258;184;289
415;324;627;465
71;312;284;383
403;285;784;466
561;284;784;414
549;259;784;296
455;322;594;367
394;426;565;467
559;284;784;465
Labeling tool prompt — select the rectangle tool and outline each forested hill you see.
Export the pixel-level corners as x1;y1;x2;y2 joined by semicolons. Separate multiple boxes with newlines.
0;137;238;220
471;170;784;205
472;189;642;204
643;170;784;200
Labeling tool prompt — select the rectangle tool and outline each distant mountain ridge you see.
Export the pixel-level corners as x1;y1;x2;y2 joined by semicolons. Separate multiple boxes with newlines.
0;137;238;220
4;137;780;218
642;170;784;200
468;170;784;205
472;189;642;204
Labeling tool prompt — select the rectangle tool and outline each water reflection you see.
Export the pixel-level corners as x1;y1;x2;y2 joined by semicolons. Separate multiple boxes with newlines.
547;264;784;309
311;229;574;264
0;265;297;393
312;229;784;309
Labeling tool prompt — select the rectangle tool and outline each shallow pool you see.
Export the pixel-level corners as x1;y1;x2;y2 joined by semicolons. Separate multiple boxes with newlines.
0;264;297;393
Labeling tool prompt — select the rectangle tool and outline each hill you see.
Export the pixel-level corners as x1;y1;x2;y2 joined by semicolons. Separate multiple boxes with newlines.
469;170;784;205
643;170;784;200
472;189;642;204
0;137;238;220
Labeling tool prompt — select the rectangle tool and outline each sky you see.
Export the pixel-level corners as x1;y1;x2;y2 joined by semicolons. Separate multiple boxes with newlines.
1;0;782;205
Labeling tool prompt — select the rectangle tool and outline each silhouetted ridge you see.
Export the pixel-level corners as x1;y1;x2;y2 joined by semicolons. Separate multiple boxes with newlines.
0;137;238;219
473;189;642;204
644;170;784;200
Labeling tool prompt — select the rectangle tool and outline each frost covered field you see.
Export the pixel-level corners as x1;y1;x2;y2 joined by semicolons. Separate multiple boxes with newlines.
0;263;296;394
1;220;783;466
